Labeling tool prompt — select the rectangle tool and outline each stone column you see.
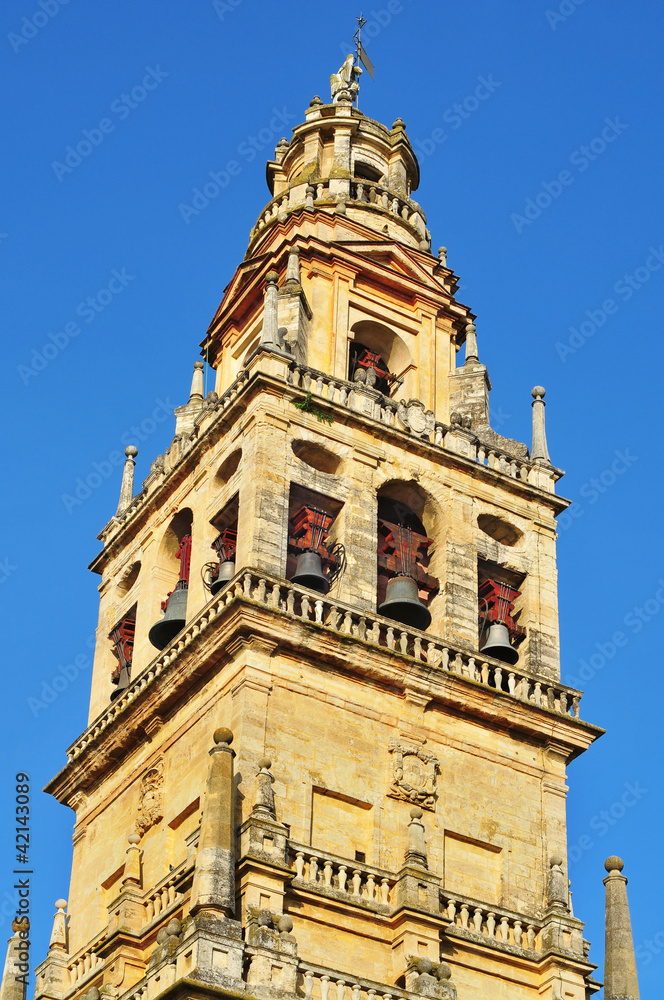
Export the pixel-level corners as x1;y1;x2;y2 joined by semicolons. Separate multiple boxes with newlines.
604;856;640;1000
190;728;236;916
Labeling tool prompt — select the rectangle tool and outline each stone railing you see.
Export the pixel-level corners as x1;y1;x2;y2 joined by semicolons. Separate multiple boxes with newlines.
288;363;546;488
250;177;428;247
67;569;582;762
441;893;541;954
300;963;419;1000
289;843;393;907
67;939;105;987
144;865;187;924
349;180;426;239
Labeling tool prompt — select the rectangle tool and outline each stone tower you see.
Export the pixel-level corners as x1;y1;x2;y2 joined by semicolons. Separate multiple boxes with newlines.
26;62;628;1000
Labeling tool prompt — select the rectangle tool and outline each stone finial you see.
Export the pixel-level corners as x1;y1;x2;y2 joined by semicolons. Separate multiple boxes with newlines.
1;919;30;1000
115;446;138;516
49;899;68;952
189;361;205;401
531;386;551;465
405;807;428;869
122;833;142;887
275;137;289;162
437;247;447;266
546;855;568;910
259;271;280;349
190;728;236;916
604;857;640;1000
253;757;276;819
464;321;479;364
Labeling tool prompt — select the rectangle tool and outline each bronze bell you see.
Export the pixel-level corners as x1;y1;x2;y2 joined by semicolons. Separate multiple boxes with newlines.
480;622;519;665
291;550;330;594
378;575;431;631
148;586;188;650
210;559;236;595
110;666;130;701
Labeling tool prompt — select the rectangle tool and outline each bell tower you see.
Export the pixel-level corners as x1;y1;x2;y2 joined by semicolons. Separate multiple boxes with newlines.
22;59;639;1000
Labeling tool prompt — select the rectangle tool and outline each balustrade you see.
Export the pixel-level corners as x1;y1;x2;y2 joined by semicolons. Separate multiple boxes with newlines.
291;845;392;906
67;566;582;762
301;964;410;1000
67;944;104;986
441;893;541;953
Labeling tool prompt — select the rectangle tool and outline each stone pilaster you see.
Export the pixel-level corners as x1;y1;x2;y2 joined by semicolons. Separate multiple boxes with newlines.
190;728;236;916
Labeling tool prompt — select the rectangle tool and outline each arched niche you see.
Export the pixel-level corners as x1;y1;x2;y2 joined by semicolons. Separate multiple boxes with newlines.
117;560;141;595
215;448;242;484
348;319;412;395
292;440;342;475
478;513;523;548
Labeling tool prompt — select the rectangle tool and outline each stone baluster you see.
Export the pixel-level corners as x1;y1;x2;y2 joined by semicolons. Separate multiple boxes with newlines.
473;907;483;933
338;866;348;891
304;971;315;998
514;921;523;946
336;979;346;1000
527;924;536;949
320;976;331;1000
380;878;390;903
309;856;319;883
500;916;510;941
323;861;333;887
460;904;469;928
351;986;361;1000
486;912;496;938
352;869;362;896
295;852;305;878
446;898;457;922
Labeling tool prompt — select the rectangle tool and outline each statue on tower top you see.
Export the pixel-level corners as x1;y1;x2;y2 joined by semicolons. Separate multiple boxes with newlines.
331;54;361;103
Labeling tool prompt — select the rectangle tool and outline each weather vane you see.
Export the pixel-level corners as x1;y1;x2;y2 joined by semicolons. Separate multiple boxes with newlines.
354;13;374;107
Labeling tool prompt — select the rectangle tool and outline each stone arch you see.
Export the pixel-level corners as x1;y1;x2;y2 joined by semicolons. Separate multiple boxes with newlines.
348;319;412;395
375;479;444;624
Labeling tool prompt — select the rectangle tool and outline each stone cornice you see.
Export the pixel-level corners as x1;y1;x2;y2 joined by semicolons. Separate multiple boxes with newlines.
46;570;602;807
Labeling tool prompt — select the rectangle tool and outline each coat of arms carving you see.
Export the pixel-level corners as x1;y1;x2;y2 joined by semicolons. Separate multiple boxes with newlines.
136;762;164;836
388;741;439;810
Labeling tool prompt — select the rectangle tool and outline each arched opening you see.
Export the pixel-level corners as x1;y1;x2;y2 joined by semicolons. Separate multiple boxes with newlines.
376;483;440;630
149;508;194;650
348;320;412;396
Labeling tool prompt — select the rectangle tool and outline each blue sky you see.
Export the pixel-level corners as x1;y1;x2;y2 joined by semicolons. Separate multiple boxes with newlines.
2;0;663;993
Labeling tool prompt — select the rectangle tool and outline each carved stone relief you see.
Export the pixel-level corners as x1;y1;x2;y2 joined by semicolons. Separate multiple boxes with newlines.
388;741;439;810
136;762;164;836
